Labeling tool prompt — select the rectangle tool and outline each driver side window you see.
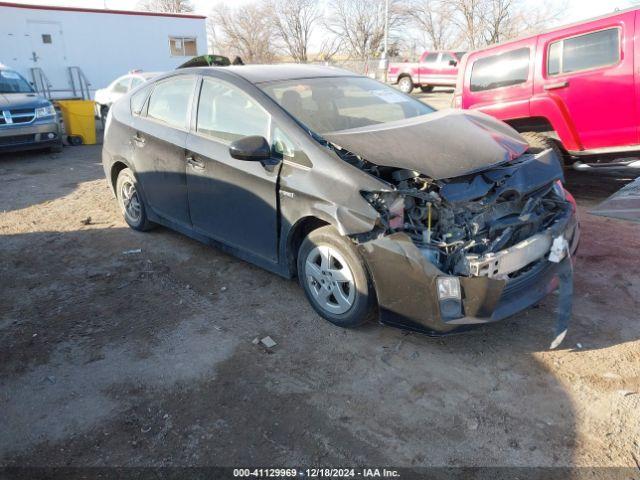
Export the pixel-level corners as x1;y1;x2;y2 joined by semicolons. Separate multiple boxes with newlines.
197;78;270;143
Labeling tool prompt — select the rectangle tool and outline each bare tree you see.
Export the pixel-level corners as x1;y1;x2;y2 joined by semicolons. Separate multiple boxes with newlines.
137;0;194;13
210;2;278;64
448;0;486;50
324;0;407;62
316;35;343;63
268;0;321;63
406;0;455;50
441;0;566;50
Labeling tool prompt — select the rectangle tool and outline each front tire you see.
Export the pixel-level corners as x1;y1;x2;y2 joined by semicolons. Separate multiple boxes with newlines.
297;226;377;328
49;141;63;153
398;76;414;94
115;168;155;231
521;132;564;163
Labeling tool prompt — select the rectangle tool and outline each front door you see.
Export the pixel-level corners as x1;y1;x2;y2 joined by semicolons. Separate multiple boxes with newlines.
536;18;636;150
438;52;458;83
133;75;197;227
185;77;280;262
27;21;68;91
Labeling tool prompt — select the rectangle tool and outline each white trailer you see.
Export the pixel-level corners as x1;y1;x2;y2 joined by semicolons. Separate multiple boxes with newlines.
0;1;207;99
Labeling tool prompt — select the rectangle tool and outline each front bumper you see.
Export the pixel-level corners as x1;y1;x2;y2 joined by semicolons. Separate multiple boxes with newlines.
0;119;61;152
359;210;579;334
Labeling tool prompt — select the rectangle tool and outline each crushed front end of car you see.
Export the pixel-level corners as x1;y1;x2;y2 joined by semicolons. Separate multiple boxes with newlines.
324;110;579;346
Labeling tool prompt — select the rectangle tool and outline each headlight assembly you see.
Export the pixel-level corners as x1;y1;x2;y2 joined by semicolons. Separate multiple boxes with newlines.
35;104;56;118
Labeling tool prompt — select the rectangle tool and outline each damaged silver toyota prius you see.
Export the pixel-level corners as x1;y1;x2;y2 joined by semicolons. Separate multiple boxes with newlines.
102;65;579;346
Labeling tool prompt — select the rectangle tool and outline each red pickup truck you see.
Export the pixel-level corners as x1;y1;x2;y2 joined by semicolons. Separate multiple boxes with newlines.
453;7;640;171
388;51;466;94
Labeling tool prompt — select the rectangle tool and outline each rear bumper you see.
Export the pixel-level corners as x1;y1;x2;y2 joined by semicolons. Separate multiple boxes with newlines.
359;210;579;334
0;119;61;152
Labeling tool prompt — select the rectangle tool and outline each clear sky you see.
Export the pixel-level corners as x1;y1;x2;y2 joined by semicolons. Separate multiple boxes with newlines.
3;0;636;23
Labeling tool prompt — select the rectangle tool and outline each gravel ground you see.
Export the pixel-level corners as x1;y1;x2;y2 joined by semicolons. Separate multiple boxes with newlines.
1;99;639;469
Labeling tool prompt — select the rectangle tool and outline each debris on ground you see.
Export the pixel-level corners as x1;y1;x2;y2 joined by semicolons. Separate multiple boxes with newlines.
260;336;277;348
252;337;260;345
220;286;228;292
80;216;92;225
122;248;142;255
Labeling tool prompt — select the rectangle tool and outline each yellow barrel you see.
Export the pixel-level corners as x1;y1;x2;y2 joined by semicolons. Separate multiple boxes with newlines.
56;100;96;145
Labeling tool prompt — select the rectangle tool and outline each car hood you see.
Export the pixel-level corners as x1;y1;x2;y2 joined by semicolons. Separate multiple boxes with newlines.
323;109;529;180
0;93;49;109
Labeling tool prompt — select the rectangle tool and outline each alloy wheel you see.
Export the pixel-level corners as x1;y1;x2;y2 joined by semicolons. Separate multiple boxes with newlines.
120;179;141;223
304;245;356;315
399;77;413;94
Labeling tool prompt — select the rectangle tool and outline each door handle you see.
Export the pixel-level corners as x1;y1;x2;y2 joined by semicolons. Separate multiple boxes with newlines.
544;81;569;91
132;133;146;146
186;155;204;170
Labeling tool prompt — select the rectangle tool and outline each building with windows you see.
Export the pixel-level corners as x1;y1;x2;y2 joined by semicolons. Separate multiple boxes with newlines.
0;1;207;99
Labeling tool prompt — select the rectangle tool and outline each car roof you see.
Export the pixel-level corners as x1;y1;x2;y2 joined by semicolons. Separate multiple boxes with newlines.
208;64;357;84
469;5;639;55
134;72;163;80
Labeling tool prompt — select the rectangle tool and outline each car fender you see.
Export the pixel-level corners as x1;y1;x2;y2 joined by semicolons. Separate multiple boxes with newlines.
529;93;582;151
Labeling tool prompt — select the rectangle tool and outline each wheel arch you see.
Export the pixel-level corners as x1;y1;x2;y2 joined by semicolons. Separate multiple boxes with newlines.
505;116;555;134
285;216;330;277
110;160;132;194
504;117;569;155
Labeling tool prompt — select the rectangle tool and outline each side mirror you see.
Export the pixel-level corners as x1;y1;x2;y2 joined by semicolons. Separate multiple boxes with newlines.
229;135;271;161
449;60;458;67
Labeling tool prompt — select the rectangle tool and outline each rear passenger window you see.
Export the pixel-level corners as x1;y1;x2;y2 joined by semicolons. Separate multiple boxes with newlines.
147;76;196;129
547;28;620;76
196;78;269;143
112;78;130;94
470;48;530;92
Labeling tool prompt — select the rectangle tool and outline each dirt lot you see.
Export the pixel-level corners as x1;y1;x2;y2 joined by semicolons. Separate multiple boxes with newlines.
1;97;639;469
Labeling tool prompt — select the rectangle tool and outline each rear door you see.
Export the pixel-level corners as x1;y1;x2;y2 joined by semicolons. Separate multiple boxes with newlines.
462;44;535;120
536;17;636;150
438;52;459;83
132;75;197;227
185;76;280;262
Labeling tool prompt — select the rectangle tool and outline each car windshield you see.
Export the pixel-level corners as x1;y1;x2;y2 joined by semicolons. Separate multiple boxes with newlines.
261;76;434;134
0;69;33;94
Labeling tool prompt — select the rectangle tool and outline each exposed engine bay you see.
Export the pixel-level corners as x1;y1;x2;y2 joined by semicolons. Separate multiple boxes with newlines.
339;148;572;279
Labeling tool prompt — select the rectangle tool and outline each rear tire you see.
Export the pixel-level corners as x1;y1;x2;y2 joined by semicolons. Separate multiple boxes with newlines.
398;76;414;94
521;132;564;163
115;168;155;231
297;226;377;328
420;85;434;93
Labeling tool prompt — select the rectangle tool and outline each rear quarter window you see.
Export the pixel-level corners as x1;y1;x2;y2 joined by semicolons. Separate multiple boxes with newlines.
470;48;530;92
547;28;620;76
130;84;152;116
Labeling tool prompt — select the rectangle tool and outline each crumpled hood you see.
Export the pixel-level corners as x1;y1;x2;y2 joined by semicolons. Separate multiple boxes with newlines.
0;93;49;109
323;109;529;180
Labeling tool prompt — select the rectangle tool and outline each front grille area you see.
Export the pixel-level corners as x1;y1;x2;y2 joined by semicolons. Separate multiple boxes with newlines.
0;109;36;125
0;134;36;146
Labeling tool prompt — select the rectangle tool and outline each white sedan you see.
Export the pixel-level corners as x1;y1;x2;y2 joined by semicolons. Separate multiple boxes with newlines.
95;71;161;117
